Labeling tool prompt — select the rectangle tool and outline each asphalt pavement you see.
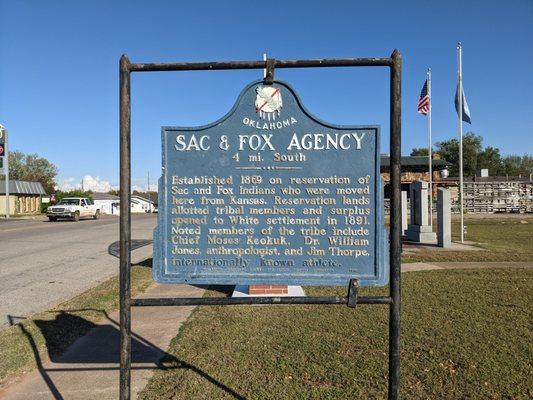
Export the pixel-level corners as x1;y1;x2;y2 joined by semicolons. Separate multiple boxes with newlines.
0;214;156;329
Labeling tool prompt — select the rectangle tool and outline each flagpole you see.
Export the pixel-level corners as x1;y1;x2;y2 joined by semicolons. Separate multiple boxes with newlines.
427;68;433;228
457;42;464;243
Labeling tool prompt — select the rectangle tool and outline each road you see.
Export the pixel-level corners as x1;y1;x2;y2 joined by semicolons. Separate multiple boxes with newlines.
0;214;156;329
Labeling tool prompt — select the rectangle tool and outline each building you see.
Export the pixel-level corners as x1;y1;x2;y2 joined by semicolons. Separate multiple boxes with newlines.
380;155;451;197
0;180;47;216
90;193;157;215
92;192;120;215
131;194;156;213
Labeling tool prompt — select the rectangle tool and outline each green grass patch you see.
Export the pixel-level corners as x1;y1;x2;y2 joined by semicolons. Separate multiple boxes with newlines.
0;262;153;388
403;216;533;262
139;268;533;399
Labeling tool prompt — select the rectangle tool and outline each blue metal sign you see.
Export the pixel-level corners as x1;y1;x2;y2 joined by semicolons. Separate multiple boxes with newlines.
153;80;388;286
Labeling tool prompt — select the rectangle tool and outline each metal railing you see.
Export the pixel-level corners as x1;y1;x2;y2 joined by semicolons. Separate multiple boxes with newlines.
119;53;402;400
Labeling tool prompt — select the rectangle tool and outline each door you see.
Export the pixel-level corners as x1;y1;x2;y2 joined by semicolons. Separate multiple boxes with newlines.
80;199;90;217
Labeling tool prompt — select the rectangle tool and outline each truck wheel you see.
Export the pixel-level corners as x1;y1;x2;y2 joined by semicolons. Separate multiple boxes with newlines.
72;211;80;222
94;210;100;220
48;216;57;222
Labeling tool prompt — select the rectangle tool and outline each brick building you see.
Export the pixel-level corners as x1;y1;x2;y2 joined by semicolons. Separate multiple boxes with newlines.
0;180;47;216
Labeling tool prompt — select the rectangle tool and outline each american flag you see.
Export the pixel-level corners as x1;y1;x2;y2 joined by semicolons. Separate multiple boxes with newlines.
417;79;430;115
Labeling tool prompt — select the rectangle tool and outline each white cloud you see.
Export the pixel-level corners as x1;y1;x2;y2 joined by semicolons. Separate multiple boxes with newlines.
131;180;158;193
58;175;156;193
58;177;81;191
81;175;113;193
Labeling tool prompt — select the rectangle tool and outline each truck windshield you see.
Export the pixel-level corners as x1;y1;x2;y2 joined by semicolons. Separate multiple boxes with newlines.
58;199;80;205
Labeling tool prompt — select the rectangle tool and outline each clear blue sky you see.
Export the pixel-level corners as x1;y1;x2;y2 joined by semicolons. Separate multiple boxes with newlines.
1;0;532;191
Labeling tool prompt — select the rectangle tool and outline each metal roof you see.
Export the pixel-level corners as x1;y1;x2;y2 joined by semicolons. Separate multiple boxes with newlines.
0;180;47;195
380;156;450;170
132;194;157;205
92;192;120;200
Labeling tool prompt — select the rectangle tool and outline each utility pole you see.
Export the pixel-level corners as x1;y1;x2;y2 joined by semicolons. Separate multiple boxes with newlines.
147;171;151;212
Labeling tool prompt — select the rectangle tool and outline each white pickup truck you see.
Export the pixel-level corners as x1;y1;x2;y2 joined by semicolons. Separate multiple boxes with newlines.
46;197;100;222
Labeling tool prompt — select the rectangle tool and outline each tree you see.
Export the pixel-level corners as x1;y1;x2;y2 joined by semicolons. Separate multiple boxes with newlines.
477;146;503;176
518;155;533;176
434;132;482;176
8;150;58;193
56;189;93;202
412;133;532;177
501;155;532;177
410;148;429;156
501;155;521;176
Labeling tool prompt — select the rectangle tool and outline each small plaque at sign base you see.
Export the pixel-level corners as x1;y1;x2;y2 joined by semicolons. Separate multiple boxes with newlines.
153;80;389;286
232;285;306;298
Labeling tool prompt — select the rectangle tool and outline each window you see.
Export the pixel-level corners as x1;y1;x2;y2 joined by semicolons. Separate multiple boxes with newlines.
58;199;81;205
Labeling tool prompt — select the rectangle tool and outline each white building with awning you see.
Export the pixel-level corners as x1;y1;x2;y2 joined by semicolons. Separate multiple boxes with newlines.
90;193;156;215
92;192;120;215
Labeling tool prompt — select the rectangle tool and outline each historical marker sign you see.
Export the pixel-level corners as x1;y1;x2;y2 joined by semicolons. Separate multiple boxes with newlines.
153;80;388;286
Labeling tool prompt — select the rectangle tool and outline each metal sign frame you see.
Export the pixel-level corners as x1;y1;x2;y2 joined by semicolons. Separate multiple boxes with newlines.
119;52;402;400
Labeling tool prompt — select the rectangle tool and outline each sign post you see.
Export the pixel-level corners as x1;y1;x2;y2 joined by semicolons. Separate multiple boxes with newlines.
0;125;9;219
119;53;402;399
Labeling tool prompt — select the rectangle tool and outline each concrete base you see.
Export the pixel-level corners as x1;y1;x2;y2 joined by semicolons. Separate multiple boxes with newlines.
406;224;437;243
402;240;483;253
407;224;433;233
232;285;306;297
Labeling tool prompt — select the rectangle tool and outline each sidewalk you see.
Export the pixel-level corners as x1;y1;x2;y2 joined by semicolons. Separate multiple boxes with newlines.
0;261;530;399
402;261;533;272
0;283;204;400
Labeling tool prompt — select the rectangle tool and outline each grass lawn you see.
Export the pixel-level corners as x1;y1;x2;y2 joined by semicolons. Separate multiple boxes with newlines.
139;268;532;400
402;215;533;263
0;262;153;389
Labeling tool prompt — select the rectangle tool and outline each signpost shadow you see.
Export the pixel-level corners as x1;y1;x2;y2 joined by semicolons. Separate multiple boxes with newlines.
8;310;246;399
